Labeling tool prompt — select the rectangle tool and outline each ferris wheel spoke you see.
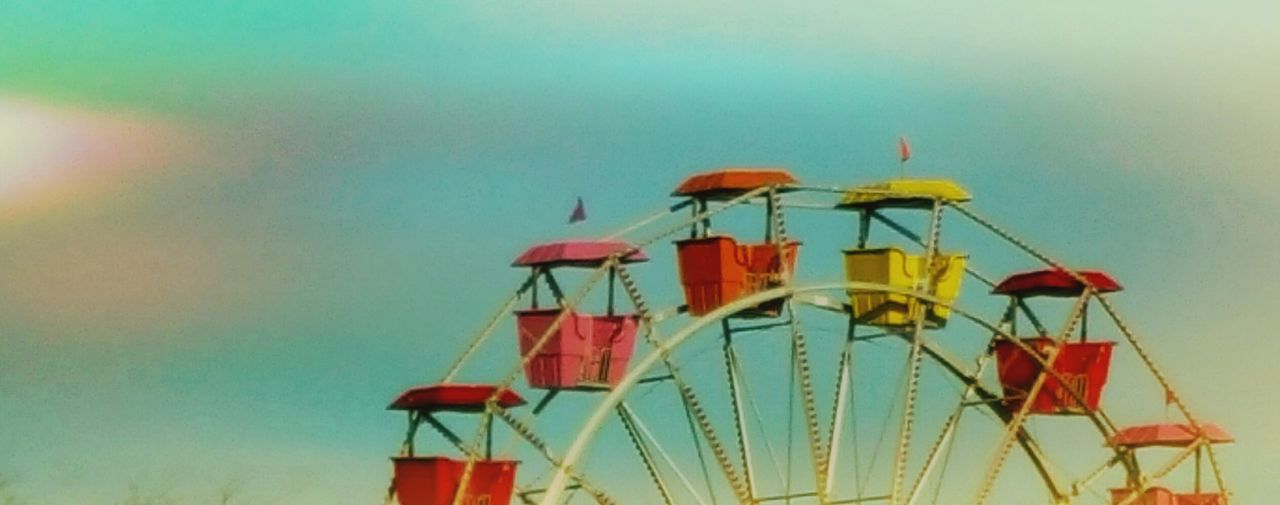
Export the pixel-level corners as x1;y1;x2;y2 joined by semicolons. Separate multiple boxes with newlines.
673;369;757;504
945;203;1069;272
735;353;788;489
721;320;760;500
785;301;832;504
823;319;856;497
905;351;992;505
612;263;652;320
681;389;724;505
890;328;926;505
620;320;753;505
851;346;909;499
786;328;797;502
635;319;755;504
926;414;960;505
615;403;677;505
619;402;714;505
770;186;823;505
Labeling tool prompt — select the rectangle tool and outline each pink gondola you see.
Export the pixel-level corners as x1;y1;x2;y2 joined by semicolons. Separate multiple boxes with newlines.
1110;423;1234;449
512;239;648;268
1108;422;1232;504
513;239;644;390
1109;488;1227;505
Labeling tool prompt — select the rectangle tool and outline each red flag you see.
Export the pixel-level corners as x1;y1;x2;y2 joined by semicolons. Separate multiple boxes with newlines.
568;197;587;224
898;136;912;163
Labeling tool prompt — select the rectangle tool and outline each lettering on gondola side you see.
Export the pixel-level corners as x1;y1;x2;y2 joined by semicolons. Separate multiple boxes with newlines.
459;494;491;505
1053;373;1088;412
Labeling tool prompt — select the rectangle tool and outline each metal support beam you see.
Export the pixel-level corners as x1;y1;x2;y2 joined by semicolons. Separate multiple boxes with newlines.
824;320;856;496
617;403;677;505
891;201;943;505
723;320;759;500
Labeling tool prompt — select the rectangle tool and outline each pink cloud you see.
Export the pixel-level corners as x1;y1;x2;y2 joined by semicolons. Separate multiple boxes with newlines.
0;95;199;218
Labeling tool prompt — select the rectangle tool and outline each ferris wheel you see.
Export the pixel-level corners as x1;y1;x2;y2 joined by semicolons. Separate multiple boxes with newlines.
380;168;1233;505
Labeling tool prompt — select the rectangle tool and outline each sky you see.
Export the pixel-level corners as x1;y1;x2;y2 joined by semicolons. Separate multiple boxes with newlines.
0;1;1278;504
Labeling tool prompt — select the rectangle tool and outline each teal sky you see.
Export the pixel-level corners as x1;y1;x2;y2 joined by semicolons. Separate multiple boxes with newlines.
1;2;1278;504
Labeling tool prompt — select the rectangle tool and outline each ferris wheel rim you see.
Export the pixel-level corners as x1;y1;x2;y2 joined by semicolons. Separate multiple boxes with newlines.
533;281;1136;505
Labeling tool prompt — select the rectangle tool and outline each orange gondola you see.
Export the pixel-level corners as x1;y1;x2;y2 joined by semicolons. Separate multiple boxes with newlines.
672;168;800;317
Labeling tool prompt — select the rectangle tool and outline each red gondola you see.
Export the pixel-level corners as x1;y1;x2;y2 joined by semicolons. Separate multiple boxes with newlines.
993;268;1122;298
513;239;644;389
994;338;1115;414
389;383;526;413
393;457;517;505
387;384;525;505
992;268;1120;415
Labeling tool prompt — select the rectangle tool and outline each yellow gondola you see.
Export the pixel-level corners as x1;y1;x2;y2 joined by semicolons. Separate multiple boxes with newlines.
839;178;970;328
843;246;967;327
